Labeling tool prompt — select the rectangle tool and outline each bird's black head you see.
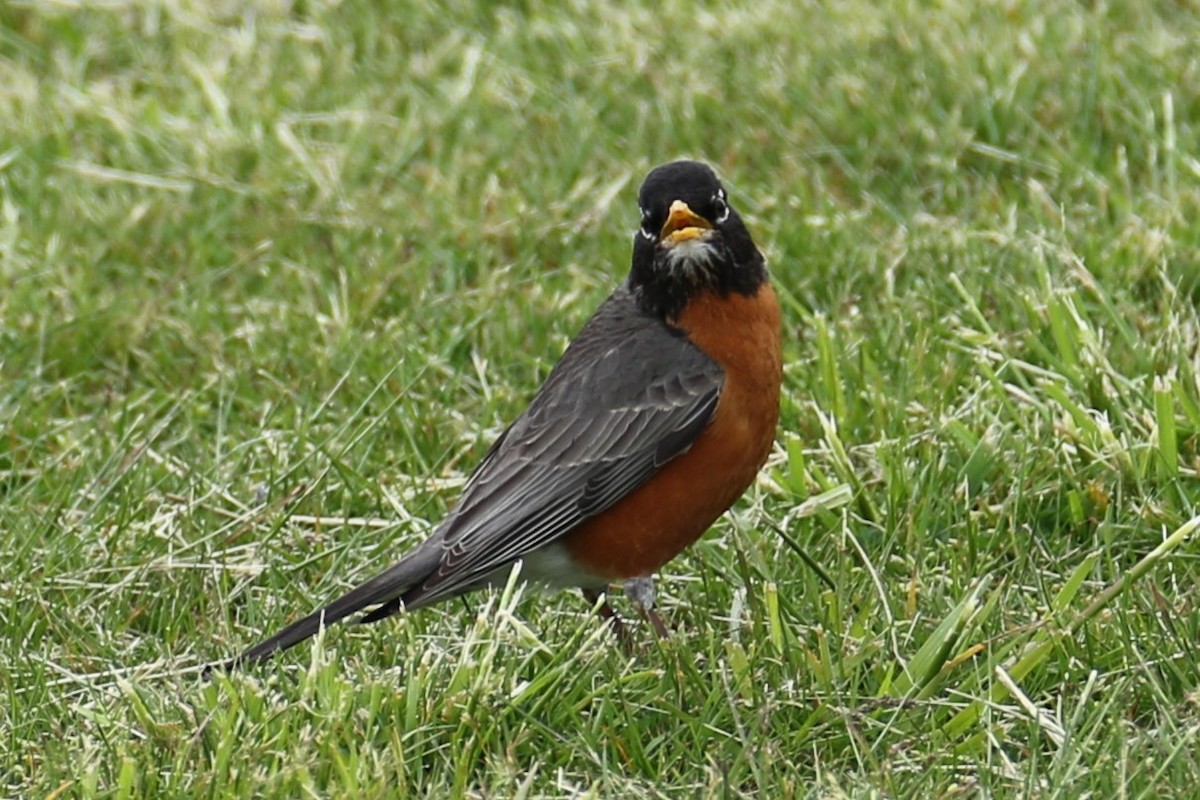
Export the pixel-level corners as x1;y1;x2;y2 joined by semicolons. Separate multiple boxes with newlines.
628;160;767;320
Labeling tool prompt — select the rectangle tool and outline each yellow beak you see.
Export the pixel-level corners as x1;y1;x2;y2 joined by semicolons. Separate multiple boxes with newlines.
659;200;712;245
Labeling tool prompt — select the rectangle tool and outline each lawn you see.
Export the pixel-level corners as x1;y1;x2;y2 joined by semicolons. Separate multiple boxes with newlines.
3;0;1200;796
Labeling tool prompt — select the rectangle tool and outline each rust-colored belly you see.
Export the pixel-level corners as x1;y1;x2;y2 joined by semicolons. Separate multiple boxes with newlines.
564;284;782;579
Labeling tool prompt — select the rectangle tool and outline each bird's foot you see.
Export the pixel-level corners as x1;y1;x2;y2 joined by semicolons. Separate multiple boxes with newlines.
623;575;669;639
583;576;670;652
582;587;633;652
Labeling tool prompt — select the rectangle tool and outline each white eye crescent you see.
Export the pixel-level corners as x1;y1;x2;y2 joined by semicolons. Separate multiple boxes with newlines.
713;190;730;224
638;206;655;239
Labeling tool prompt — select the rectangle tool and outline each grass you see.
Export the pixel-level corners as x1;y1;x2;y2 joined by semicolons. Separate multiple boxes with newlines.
3;0;1200;796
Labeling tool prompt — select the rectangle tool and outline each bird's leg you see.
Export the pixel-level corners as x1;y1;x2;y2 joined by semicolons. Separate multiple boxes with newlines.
623;575;669;639
582;587;632;651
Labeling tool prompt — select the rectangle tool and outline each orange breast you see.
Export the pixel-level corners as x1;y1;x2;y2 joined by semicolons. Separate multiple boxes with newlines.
563;283;783;579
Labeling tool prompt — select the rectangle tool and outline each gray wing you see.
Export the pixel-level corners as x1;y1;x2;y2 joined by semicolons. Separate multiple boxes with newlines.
400;284;724;607
223;285;722;667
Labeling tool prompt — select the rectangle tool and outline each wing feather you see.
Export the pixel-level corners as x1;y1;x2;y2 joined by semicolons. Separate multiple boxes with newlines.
226;285;725;666
401;284;723;607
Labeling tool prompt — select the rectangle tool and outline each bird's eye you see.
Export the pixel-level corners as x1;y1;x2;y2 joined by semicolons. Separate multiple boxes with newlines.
638;207;655;240
712;191;730;224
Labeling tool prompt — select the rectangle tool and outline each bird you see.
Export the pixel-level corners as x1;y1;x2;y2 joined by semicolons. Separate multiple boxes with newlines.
217;159;782;670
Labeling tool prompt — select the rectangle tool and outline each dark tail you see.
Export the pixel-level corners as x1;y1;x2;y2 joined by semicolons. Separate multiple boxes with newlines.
207;545;440;675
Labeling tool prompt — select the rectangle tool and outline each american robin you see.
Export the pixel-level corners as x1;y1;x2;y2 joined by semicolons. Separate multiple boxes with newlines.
220;160;782;669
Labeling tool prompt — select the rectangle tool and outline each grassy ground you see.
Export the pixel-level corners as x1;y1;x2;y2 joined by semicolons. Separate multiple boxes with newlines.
3;0;1200;796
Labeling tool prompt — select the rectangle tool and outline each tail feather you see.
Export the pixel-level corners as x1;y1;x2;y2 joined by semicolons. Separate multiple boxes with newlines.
208;546;440;674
